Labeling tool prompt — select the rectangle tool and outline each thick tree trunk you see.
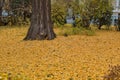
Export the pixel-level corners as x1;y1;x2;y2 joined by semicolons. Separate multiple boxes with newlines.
24;0;56;40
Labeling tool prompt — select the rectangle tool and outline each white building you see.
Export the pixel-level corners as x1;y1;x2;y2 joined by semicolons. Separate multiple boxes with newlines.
112;0;120;25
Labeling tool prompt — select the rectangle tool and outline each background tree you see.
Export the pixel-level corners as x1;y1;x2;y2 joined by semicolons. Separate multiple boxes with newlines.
94;0;113;29
1;0;31;25
51;0;74;26
24;0;56;40
74;0;113;29
51;1;66;26
0;0;4;25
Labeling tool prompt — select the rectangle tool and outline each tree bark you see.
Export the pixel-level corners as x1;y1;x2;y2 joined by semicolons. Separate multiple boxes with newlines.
0;6;2;24
98;18;103;30
0;0;3;25
24;0;56;40
98;23;102;30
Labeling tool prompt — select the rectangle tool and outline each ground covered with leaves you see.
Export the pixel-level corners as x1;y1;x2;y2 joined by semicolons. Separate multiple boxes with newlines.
0;26;120;80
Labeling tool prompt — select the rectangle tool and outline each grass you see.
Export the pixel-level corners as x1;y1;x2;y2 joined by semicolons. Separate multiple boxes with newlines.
0;73;30;80
58;25;95;36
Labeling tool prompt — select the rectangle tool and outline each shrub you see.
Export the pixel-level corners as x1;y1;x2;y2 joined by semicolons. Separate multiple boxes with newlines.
104;65;120;80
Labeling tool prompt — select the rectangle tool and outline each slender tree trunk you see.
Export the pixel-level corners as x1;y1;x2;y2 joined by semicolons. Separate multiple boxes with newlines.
118;18;120;31
24;0;56;40
0;6;2;23
0;0;3;25
98;19;102;30
98;24;102;30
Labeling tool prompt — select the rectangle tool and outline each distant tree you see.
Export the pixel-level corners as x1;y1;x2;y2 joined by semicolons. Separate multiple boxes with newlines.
11;0;31;16
75;0;113;29
75;0;79;4
0;0;4;24
51;1;66;25
51;0;74;26
95;0;113;29
73;0;94;28
24;0;56;40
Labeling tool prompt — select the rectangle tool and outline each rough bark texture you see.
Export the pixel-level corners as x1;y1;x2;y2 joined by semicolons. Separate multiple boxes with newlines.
24;0;56;40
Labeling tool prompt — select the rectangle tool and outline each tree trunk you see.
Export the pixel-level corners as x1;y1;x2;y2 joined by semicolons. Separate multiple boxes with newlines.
0;6;2;24
0;0;3;25
98;19;102;30
24;0;56;40
98;24;102;30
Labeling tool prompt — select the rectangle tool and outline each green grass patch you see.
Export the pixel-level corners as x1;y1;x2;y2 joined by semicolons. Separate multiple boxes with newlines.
58;26;95;36
0;73;31;80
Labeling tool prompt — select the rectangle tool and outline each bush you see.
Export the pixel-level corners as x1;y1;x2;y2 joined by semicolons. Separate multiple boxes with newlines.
104;65;120;80
51;2;66;26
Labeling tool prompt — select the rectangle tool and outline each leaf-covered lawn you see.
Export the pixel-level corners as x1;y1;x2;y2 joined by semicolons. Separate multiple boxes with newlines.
0;26;120;80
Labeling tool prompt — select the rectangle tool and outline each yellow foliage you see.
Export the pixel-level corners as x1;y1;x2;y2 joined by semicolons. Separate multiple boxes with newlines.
0;26;120;80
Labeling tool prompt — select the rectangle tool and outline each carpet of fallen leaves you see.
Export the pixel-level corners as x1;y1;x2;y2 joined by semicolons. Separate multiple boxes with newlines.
0;26;120;80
